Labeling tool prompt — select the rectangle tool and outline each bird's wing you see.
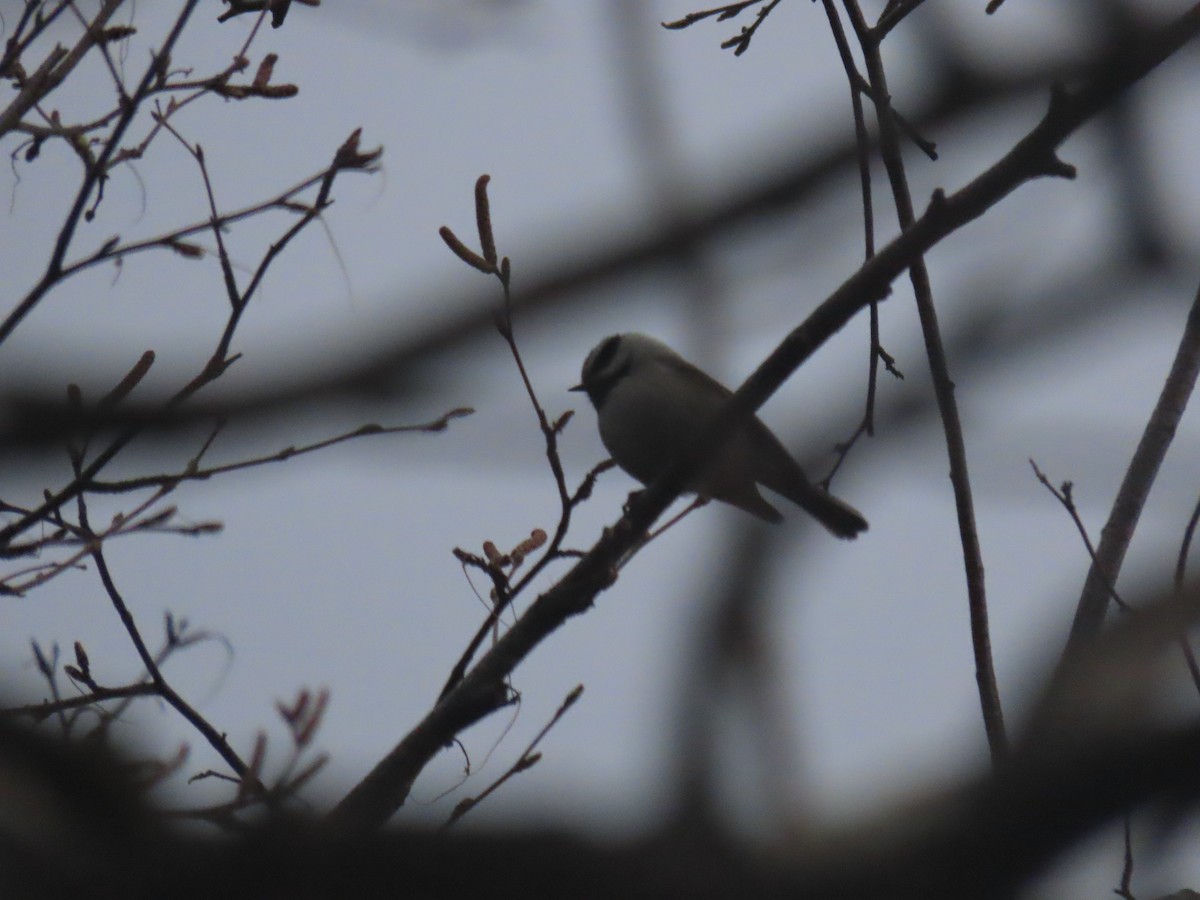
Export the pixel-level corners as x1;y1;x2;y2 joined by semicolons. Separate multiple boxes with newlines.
657;353;734;402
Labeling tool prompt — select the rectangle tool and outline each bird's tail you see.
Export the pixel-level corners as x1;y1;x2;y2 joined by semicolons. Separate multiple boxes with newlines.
791;485;868;539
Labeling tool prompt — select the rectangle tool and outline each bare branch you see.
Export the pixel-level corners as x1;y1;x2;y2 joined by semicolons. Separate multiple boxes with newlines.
1065;272;1200;654
328;5;1200;832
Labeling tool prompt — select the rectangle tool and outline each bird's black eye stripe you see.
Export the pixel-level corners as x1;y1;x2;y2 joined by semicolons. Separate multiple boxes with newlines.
587;357;630;408
588;335;622;379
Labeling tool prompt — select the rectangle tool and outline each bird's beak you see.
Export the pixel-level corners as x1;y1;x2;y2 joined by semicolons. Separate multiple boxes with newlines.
569;383;587;393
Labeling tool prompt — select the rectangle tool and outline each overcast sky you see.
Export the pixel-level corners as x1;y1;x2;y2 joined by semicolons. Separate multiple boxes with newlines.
4;2;1200;895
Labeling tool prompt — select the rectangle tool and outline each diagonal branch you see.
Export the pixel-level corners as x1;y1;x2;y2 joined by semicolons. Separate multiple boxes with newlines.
1063;272;1200;655
325;4;1200;833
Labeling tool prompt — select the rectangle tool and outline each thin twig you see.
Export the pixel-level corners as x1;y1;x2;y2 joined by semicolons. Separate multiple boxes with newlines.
0;0;126;141
58;165;353;281
86;411;473;493
1117;814;1136;900
842;0;1005;762
819;0;885;470
0;683;159;720
1030;460;1130;612
435;176;581;701
875;0;929;40
617;497;708;570
1034;459;1200;697
442;684;583;829
1172;492;1200;695
3;484;179;593
71;480;260;792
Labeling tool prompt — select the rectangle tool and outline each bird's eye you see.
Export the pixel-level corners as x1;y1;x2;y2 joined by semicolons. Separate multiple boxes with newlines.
588;335;622;378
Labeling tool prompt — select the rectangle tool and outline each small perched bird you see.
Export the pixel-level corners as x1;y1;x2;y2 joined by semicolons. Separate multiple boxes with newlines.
571;333;867;539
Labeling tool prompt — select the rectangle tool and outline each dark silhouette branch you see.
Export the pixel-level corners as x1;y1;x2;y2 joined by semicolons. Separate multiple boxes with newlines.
1065;271;1200;654
327;4;1200;832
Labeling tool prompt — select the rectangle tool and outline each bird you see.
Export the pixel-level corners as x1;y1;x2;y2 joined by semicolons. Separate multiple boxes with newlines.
571;333;867;539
